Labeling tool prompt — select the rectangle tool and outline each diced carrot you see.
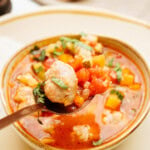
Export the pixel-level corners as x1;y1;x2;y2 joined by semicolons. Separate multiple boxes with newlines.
58;54;73;63
89;77;109;95
92;54;105;67
121;73;134;86
69;56;83;71
89;67;103;79
105;94;121;110
74;95;84;107
76;68;90;83
129;83;141;90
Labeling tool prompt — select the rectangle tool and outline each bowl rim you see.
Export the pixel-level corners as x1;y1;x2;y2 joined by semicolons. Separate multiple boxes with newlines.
0;6;150;150
0;33;150;150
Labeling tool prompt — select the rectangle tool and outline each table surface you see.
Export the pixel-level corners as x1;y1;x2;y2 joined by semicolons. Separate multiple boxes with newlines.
0;0;150;150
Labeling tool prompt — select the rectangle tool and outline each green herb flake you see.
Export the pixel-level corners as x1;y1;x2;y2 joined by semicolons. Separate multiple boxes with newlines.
60;37;93;51
30;45;40;54
92;139;103;146
77;41;93;51
37;111;43;125
33;82;46;104
34;66;44;74
52;50;64;56
51;77;68;89
33;50;46;62
114;63;122;82
110;89;124;101
107;58;114;67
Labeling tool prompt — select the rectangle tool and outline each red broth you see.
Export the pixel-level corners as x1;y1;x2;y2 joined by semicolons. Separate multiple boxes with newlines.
8;35;145;149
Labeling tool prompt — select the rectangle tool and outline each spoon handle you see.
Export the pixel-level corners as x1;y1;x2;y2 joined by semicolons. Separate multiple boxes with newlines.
0;103;43;130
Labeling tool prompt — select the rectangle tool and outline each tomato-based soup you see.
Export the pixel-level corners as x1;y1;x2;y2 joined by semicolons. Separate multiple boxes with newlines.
8;34;145;149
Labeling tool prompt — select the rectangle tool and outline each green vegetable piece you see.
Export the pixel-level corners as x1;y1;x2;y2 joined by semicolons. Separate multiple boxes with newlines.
37;117;43;125
30;45;40;54
107;58;114;67
51;77;68;89
33;50;46;62
92;139;103;146
34;66;44;74
110;89;124;100
76;41;93;51
33;82;46;104
52;50;64;56
38;50;46;61
60;37;92;51
114;63;122;82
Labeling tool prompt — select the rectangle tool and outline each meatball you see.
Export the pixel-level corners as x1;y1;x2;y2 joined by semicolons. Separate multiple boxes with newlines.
44;60;77;106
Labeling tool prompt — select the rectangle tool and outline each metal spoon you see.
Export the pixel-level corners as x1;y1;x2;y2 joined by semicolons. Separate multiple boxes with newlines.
0;98;89;130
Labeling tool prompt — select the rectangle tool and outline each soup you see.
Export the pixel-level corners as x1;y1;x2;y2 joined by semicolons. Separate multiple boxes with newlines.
7;34;145;149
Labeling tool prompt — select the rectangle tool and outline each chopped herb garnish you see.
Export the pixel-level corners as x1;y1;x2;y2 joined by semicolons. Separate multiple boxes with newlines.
52;50;64;56
37;111;43;125
60;37;93;51
76;41;93;51
107;58;114;67
33;50;46;61
114;63;122;82
33;82;46;104
30;45;40;54
34;66;44;74
110;89;124;100
51;77;68;89
37;118;43;125
92;139;103;146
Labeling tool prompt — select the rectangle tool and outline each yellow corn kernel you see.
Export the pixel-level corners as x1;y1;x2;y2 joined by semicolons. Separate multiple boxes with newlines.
58;54;73;63
92;54;105;67
105;94;121;110
74;95;84;108
41;137;55;144
121;74;134;86
129;83;141;90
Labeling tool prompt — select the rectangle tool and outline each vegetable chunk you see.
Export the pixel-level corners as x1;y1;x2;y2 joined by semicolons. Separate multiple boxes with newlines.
17;73;38;87
105;94;121;110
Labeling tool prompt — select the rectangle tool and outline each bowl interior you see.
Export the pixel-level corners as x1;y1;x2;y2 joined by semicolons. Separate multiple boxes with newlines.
0;34;150;150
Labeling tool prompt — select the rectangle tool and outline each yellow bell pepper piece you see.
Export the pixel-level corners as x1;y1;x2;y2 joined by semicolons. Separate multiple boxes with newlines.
121;73;134;86
58;54;73;63
92;54;105;67
105;94;121;110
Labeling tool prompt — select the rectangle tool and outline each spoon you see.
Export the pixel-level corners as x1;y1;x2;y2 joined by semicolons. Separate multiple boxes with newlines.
0;98;89;130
